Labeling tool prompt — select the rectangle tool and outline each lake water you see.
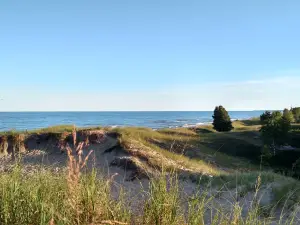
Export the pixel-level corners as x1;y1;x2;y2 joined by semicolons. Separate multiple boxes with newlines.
0;111;264;131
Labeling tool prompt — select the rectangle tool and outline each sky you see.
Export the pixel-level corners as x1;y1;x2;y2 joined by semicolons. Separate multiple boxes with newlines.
0;0;299;111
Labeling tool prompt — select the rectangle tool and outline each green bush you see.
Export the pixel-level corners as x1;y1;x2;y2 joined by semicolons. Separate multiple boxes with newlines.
212;106;233;132
283;108;294;123
260;111;272;125
0;166;130;225
260;111;291;146
291;107;300;123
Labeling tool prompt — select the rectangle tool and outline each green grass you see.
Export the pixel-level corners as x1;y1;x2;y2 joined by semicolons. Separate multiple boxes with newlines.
292;123;300;130
0;125;105;136
112;120;300;178
114;124;261;173
1;120;300;224
115;127;222;176
1;165;300;225
0;119;279;173
0;165;130;225
111;125;265;179
32;124;76;133
142;172;183;225
208;171;292;188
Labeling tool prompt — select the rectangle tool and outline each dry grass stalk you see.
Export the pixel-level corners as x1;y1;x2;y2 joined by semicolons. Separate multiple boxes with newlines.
106;172;119;186
49;217;55;225
0;136;8;156
11;133;25;160
63;125;94;224
57;131;70;151
100;220;128;225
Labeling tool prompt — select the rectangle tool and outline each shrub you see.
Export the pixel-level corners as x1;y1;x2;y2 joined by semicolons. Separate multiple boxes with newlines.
212;106;233;132
283;108;294;123
291;107;300;123
260;111;291;146
260;111;272;125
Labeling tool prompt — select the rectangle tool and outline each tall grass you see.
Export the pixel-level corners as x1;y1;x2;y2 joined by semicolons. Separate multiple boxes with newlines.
0;126;130;225
142;172;183;225
0;165;131;225
0;165;300;224
0;126;300;224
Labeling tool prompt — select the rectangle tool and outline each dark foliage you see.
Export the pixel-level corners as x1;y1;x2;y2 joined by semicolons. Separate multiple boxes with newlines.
260;111;272;125
291;107;300;123
269;150;300;168
289;132;300;148
260;111;291;146
283;108;294;123
212;106;233;132
201;137;262;162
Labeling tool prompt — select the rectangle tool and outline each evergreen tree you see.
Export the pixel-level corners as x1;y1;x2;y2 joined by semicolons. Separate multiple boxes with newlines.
260;111;272;125
212;106;233;132
291;107;300;123
283;108;294;123
260;111;291;148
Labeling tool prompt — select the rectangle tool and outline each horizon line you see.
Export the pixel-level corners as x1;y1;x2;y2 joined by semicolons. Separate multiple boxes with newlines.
0;109;276;113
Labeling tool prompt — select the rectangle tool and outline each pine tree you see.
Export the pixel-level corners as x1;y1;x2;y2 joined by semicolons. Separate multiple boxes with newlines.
260;111;291;147
283;108;294;123
291;107;300;123
260;111;272;125
212;106;233;132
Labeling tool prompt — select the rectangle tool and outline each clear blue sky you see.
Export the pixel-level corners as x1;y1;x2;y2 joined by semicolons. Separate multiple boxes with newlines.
0;1;299;111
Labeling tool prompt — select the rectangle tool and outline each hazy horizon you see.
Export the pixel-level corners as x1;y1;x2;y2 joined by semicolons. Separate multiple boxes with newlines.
0;109;281;112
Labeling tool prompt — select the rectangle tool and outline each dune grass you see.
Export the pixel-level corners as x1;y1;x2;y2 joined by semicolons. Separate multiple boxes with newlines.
0;165;131;225
115;127;223;176
0;125;105;136
1;124;300;224
115;126;259;174
1;164;300;225
0;119;275;173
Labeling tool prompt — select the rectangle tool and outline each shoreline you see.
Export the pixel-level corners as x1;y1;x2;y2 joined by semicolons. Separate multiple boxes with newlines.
0;118;260;134
0;117;260;133
0;112;263;132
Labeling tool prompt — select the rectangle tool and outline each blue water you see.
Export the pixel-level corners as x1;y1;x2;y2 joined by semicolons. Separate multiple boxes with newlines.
0;111;264;131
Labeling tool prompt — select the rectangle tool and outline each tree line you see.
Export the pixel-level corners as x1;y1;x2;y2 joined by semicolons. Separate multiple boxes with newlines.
212;106;300;133
212;106;300;176
212;105;300;153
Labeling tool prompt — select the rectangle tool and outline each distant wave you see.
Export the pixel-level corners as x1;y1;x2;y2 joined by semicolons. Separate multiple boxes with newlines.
175;119;188;122
182;122;210;128
153;120;169;124
182;124;196;128
0;111;264;131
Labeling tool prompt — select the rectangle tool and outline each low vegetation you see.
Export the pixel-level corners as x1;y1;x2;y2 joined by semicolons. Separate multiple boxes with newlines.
291;107;300;123
1;163;300;224
1;108;300;224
